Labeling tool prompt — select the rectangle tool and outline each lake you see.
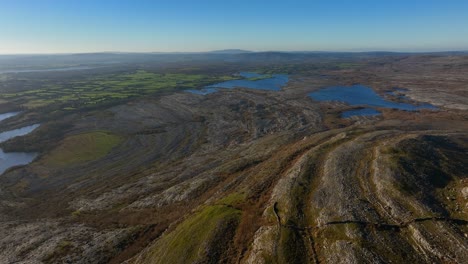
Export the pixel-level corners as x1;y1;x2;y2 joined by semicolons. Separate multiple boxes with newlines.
0;149;37;175
0;124;40;143
0;115;39;175
309;85;437;117
0;112;20;122
186;72;289;95
185;88;218;95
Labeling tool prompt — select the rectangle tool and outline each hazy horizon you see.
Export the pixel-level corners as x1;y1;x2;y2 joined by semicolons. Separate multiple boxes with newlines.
2;48;468;56
1;0;467;54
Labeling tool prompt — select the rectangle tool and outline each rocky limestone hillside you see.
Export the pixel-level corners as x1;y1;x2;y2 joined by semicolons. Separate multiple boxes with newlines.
0;55;467;263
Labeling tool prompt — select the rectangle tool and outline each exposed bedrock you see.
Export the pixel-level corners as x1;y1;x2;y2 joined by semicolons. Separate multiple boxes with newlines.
248;131;468;264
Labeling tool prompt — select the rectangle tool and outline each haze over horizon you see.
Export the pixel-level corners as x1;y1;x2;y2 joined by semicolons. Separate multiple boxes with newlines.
1;0;468;54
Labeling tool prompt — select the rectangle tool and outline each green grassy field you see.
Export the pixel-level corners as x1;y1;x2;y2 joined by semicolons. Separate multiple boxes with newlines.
138;205;241;263
0;70;236;110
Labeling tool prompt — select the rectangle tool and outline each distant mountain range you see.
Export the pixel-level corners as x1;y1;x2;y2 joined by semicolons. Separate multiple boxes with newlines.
1;50;467;71
207;49;253;54
2;49;468;57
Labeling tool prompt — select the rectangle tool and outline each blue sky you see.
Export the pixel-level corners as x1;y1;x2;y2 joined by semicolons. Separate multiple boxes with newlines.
0;0;467;53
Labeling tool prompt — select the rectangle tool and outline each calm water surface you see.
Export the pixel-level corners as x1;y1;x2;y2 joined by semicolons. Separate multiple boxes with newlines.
0;124;40;143
0;112;19;122
309;85;437;117
185;88;218;95
0;115;39;174
0;149;37;175
187;72;289;95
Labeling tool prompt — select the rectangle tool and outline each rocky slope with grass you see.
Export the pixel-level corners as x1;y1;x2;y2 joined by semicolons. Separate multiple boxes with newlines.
0;54;467;263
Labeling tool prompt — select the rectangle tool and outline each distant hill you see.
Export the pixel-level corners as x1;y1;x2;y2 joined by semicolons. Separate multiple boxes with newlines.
208;49;252;54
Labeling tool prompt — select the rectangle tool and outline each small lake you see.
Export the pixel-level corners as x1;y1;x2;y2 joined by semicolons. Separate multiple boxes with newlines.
186;72;289;95
185;88;218;95
0;124;40;143
0;114;39;175
0;149;37;175
0;112;20;122
309;85;437;117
